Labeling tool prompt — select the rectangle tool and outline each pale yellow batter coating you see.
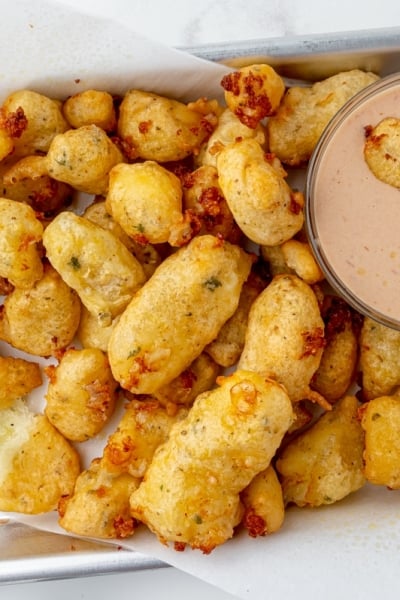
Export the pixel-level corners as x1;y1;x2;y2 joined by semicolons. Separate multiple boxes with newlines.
130;369;293;553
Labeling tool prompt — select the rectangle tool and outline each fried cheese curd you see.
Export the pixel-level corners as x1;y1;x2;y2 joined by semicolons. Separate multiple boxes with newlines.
217;138;304;245
359;317;400;401
181;164;242;244
130;370;293;553
267;69;380;166
108;234;252;394
0;197;44;289
276;396;365;508
0;263;81;357
221;64;285;129
241;464;285;538
1;89;69;158
59;398;188;539
45;348;118;442
106;161;184;246
205;269;268;368
82;199;162;279
62;89;117;132
311;296;361;403
360;394;400;489
117;89;218;162
1;155;72;219
239;274;328;408
364;116;400;188
0;400;80;514
0;355;42;409
43;211;146;326
261;239;324;285
195;107;267;168
151;353;220;409
46;124;123;195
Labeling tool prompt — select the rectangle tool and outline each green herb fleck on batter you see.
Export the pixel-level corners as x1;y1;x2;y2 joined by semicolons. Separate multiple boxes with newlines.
68;256;81;270
203;276;222;291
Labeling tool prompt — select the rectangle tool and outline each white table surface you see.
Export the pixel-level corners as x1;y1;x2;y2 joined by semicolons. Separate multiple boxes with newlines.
4;0;400;598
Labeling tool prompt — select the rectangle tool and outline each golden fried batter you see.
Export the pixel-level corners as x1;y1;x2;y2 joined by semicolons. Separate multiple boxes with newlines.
360;394;400;489
359;317;400;401
0;401;80;514
43;211;146;326
276;396;365;507
58;458;139;539
364;117;400;188
217;138;304;245
239;274;327;407
268;70;379;165
108;235;252;394
0;263;81;357
45;348;118;442
311;296;360;403
0;355;42;409
59;398;187;539
221;64;285;128
241;464;285;538
0;197;43;289
130;370;293;553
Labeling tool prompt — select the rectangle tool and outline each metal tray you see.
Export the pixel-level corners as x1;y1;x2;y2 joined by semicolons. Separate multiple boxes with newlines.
2;24;400;587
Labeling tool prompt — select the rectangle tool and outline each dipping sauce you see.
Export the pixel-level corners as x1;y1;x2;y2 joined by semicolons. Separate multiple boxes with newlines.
305;73;400;329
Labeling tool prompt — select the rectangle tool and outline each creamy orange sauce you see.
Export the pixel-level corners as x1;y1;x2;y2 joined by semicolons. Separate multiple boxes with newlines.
307;79;400;327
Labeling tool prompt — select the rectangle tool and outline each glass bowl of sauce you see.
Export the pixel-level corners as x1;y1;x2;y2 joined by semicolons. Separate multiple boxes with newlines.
305;72;400;330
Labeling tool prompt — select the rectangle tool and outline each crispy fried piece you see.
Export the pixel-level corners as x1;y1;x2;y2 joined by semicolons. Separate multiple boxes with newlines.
196;107;267;168
77;306;119;352
267;70;379;166
58;458;139;539
364;117;400;188
221;64;285;129
206;270;267;367
261;239;324;284
59;398;187;539
117;89;217;162
46;124;123;195
241;465;285;538
0;355;42;409
62;89;117;131
0;263;81;357
180;164;241;244
43;211;146;326
359;394;400;489
45;348;118;442
83;199;161;279
0;107;25;160
2;155;72;218
0;400;80;514
102;398;188;478
152;353;220;409
359;316;400;401
311;296;361;403
108;235;252;394
2;89;68;157
130;370;293;553
239;274;328;407
217;138;304;245
0;197;43;289
106;161;184;246
276;396;365;507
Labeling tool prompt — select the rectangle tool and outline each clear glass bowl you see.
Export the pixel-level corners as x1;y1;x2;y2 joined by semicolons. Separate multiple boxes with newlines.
305;72;400;329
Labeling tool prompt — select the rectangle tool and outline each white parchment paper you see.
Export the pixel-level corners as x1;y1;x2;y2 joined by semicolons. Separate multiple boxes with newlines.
2;2;400;599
